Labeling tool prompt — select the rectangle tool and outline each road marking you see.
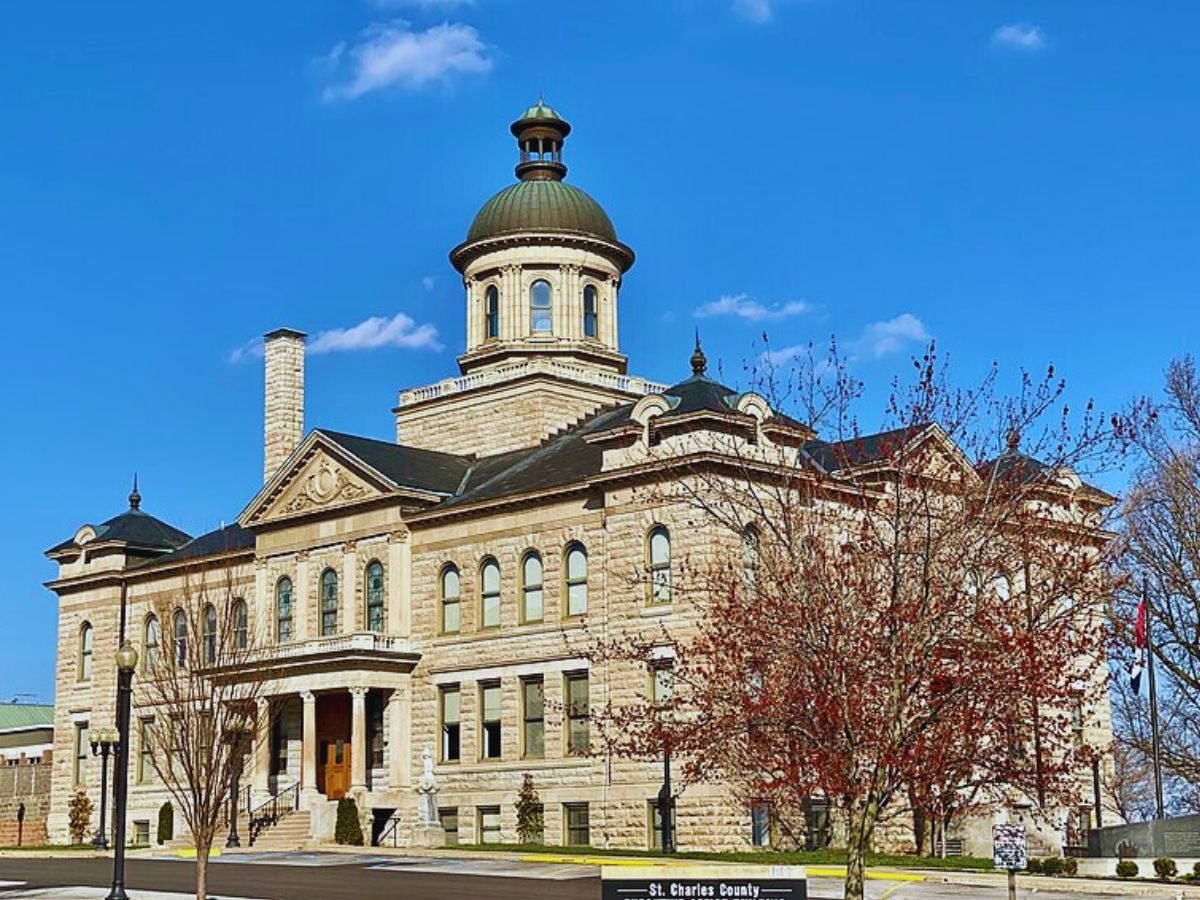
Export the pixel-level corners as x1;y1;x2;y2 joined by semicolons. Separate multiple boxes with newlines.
879;886;900;900
0;882;27;888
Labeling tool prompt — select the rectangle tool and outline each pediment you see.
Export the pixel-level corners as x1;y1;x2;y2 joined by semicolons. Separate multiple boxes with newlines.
241;439;393;528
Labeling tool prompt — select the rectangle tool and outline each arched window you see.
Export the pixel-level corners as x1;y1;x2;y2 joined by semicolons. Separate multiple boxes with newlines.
440;565;461;635
565;543;588;616
485;284;500;340
521;552;544;624
530;279;553;333
143;615;160;673
173;609;188;665
742;526;760;596
232;599;248;650
78;623;93;682
648;526;671;605
583;284;598;338
276;577;294;644
321;569;338;637
366;561;385;633
202;604;217;664
480;558;501;629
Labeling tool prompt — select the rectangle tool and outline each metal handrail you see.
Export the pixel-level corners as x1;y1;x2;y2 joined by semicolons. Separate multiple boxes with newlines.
248;781;300;845
377;813;403;848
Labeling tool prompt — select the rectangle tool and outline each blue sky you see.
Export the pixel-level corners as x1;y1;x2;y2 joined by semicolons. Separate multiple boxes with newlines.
1;0;1197;701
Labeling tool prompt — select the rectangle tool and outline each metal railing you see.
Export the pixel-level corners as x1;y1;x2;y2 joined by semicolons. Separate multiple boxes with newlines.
265;632;412;660
247;781;300;846
377;813;404;848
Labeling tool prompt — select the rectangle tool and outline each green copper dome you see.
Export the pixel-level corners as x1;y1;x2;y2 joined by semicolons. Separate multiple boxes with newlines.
466;180;618;244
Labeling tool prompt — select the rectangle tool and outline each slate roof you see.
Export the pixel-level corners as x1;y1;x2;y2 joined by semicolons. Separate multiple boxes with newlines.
803;425;931;473
317;429;472;496
47;507;192;555
132;523;255;570
977;451;1051;486
0;704;54;732
657;374;738;418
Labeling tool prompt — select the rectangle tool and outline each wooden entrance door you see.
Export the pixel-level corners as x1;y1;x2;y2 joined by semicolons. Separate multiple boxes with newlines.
323;738;351;800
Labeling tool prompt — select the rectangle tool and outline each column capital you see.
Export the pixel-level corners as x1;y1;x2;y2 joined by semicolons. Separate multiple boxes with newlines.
296;550;310;563
257;697;271;713
349;686;369;699
388;527;410;544
300;690;316;704
341;540;357;554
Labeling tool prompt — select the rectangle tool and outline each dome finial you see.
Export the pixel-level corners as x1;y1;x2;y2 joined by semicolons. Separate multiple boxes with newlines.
690;329;708;377
129;473;141;511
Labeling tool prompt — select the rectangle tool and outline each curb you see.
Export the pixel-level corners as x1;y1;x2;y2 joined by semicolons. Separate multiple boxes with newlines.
934;871;1200;897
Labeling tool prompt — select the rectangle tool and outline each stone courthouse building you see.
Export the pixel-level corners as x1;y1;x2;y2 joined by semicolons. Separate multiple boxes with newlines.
42;102;1114;853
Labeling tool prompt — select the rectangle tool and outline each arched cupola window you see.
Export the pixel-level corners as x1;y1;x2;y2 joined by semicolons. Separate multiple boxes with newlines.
583;284;598;339
485;285;500;340
530;280;553;333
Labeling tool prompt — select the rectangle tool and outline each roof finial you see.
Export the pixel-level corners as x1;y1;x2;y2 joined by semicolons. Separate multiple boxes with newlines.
128;473;141;511
690;329;708;377
1006;428;1021;453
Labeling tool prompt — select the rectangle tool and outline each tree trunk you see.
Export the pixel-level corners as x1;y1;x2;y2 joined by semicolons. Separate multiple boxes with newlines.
910;792;926;856
195;836;210;900
844;796;880;900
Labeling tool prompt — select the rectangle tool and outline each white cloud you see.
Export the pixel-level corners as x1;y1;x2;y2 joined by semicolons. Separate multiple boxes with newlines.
322;20;492;101
421;275;436;292
229;337;265;364
309;312;443;353
734;0;772;24
760;313;929;367
856;313;929;358
695;293;812;322
992;23;1045;51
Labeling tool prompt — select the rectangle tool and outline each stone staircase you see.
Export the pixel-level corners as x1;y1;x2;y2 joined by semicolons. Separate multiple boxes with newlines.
247;809;311;851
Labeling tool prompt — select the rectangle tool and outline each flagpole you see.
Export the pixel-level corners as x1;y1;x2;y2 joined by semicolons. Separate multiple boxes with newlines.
1145;577;1165;820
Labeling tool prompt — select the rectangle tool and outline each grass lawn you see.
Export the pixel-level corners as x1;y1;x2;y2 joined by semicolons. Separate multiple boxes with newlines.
452;843;996;871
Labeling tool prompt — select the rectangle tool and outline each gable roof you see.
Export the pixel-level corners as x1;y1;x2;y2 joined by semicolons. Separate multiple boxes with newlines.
315;429;472;496
131;522;255;571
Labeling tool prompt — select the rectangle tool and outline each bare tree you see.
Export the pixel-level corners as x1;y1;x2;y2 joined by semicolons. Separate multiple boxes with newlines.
137;566;268;900
592;342;1126;900
1116;356;1200;798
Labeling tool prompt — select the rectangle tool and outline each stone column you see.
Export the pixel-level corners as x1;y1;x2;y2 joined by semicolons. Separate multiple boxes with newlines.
254;561;268;645
252;697;271;799
300;690;317;799
607;276;620;349
341;542;358;632
350;686;369;793
388;683;411;789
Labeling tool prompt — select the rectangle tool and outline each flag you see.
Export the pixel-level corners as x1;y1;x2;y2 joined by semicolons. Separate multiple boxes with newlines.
1129;595;1148;695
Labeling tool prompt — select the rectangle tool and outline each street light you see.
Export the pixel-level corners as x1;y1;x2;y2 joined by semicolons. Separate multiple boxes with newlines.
107;641;138;900
90;727;120;850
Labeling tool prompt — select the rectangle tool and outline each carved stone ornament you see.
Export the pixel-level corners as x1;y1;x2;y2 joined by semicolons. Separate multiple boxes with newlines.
416;744;439;826
280;460;370;514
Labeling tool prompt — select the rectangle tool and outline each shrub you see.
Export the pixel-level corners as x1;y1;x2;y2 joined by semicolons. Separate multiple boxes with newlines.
515;774;544;845
157;802;174;845
68;791;93;845
1025;857;1043;874
334;798;364;846
1153;857;1177;879
1061;857;1078;877
1116;860;1138;879
1194;861;1200;878
1041;857;1064;876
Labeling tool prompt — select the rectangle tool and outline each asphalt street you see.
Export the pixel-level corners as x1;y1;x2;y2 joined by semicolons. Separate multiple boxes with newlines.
0;854;1150;900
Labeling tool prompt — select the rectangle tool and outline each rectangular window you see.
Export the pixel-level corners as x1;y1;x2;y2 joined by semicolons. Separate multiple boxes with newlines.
650;661;674;706
565;802;590;847
751;801;772;847
440;686;461;763
73;722;89;786
440;807;459;846
804;798;832;851
137;718;155;784
479;806;501;844
522;678;544;759
368;692;385;769
566;672;590;755
649;800;677;850
481;682;502;760
133;820;150;847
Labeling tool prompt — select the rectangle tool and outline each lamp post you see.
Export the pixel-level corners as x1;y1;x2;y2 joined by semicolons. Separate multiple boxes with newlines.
107;641;138;900
226;730;247;849
90;727;119;850
658;739;675;854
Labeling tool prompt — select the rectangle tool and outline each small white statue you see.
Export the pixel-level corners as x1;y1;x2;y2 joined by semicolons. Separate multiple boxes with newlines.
416;744;438;826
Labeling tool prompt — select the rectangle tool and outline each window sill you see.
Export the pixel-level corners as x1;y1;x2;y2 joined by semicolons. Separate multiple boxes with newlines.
429;620;586;646
640;604;676;618
437;757;593;776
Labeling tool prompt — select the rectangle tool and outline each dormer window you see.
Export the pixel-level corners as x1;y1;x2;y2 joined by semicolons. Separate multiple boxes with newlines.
485;285;500;339
530;280;553;333
584;284;598;338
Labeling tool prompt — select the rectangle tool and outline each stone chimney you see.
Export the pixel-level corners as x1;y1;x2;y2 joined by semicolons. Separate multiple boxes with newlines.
264;328;306;482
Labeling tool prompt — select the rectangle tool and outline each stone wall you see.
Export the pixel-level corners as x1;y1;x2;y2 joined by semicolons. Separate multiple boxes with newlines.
0;763;51;846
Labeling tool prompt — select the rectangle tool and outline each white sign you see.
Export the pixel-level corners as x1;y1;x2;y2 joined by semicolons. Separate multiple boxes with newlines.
993;824;1028;871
